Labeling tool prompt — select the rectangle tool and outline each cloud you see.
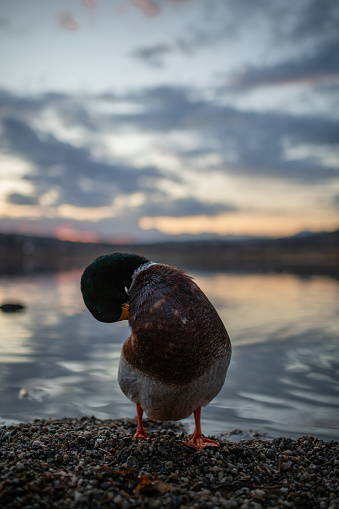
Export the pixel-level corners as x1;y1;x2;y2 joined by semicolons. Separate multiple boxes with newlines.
139;197;236;217
0;116;163;208
131;0;160;17
1;83;338;223
7;193;39;206
227;0;339;90
115;86;339;183
0;89;116;133
128;0;339;80
59;13;80;31
132;43;171;67
82;0;97;8
291;0;339;40
1;0;337;241
0;90;67;119
231;39;339;89
114;85;203;132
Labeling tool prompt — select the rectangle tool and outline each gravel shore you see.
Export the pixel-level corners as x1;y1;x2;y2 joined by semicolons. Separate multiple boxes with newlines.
0;416;338;508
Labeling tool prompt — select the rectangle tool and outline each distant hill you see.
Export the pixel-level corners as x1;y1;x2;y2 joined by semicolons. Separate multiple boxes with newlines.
0;230;338;276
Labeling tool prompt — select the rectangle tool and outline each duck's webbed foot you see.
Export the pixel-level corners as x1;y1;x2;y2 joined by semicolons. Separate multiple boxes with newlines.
182;407;219;450
183;431;219;450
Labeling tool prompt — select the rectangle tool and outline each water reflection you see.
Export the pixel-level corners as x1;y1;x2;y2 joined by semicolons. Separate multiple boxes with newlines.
0;270;338;440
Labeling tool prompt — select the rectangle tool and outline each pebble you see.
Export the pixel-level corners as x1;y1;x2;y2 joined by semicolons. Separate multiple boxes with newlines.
265;448;276;460
0;417;338;508
126;455;139;468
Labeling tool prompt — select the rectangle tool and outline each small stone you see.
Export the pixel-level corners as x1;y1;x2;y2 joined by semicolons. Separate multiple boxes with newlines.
149;500;161;509
74;491;82;502
191;481;204;491
224;502;238;509
126;455;139;469
301;472;312;481
281;461;292;471
0;303;25;313
32;440;43;447
265;449;276;460
113;494;123;505
158;445;169;457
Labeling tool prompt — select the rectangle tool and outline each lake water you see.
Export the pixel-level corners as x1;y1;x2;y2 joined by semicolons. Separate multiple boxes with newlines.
0;269;338;441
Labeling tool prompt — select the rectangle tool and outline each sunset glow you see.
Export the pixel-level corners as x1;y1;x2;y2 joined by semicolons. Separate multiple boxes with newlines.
139;213;338;238
54;226;101;243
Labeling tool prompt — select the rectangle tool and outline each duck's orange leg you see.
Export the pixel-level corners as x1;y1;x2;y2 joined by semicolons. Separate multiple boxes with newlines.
133;402;149;440
183;407;219;450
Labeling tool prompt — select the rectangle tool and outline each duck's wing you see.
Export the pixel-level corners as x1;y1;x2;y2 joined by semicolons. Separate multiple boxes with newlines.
125;264;231;386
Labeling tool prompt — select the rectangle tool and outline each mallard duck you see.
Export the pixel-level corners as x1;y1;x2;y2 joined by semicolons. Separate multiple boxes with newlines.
81;253;231;449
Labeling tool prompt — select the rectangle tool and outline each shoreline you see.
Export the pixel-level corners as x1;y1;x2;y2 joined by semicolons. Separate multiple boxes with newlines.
1;417;338;508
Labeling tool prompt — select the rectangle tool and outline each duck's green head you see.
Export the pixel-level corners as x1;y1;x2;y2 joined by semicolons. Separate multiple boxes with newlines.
81;252;149;323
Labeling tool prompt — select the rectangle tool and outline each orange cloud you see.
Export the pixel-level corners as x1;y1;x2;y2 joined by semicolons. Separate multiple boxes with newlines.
82;0;97;8
59;13;80;31
131;0;160;17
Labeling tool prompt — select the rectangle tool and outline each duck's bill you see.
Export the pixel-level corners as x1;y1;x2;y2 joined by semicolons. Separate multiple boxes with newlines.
118;303;129;321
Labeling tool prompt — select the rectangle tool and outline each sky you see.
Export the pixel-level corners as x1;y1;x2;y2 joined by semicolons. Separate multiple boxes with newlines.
0;0;338;243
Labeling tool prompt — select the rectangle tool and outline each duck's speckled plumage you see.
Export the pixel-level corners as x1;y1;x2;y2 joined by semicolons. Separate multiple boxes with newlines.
122;263;230;387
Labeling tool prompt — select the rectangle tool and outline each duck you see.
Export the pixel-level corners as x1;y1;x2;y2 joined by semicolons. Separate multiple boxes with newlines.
81;252;232;450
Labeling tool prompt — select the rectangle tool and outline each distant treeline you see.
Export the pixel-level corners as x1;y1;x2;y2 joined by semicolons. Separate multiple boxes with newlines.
0;230;338;277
